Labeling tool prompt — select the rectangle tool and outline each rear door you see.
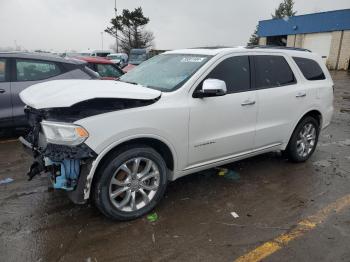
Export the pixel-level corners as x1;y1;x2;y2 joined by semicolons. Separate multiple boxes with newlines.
0;58;13;127
253;54;308;148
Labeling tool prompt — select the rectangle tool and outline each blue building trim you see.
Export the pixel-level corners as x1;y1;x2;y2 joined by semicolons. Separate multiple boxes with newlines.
258;9;350;37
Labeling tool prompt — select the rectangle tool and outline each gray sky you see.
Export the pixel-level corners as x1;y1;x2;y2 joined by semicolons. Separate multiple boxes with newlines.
0;0;349;52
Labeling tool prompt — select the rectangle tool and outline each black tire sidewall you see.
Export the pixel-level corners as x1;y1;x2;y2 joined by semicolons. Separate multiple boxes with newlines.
94;146;168;220
287;116;320;162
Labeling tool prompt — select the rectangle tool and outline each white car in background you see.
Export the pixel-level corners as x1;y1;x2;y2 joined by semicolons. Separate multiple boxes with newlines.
19;46;333;220
79;50;112;58
107;53;128;68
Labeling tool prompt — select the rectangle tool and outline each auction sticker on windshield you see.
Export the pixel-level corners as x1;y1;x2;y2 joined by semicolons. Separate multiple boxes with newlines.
181;57;206;63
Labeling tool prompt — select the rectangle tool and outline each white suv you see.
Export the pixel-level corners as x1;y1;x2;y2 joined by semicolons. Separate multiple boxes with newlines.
20;47;334;220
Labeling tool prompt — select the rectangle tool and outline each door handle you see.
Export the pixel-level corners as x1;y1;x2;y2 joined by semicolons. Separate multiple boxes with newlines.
0;89;5;94
241;100;256;106
296;92;306;98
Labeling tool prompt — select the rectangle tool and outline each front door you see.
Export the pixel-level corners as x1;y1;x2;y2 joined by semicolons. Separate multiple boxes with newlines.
188;55;257;167
0;58;13;127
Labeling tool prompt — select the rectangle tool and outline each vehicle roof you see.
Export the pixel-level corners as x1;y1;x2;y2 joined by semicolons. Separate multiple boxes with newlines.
92;50;112;53
164;46;318;58
108;53;128;56
74;56;114;64
0;51;85;65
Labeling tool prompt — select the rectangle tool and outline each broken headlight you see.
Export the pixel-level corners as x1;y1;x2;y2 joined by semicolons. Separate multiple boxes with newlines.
41;121;89;146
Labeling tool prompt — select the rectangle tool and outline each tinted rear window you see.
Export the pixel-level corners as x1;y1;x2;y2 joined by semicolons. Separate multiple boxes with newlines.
293;57;326;81
254;55;296;89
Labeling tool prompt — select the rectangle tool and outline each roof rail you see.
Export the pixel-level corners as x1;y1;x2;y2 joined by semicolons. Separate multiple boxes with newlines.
245;45;312;52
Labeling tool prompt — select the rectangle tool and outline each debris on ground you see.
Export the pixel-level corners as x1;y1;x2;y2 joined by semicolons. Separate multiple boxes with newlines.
216;168;240;180
313;160;332;168
337;139;350;146
180;197;190;201
0;178;14;185
147;212;158;222
230;212;239;218
152;233;155;243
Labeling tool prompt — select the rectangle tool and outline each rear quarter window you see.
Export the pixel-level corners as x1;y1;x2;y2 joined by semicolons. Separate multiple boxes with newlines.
293;57;326;81
0;59;6;82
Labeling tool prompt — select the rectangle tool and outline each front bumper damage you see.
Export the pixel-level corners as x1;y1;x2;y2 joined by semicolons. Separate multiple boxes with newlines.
20;107;97;204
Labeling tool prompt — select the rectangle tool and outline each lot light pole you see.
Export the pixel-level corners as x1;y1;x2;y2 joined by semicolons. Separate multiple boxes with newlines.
115;0;119;52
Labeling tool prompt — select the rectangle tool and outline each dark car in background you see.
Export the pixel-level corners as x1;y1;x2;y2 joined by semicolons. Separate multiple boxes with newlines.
0;52;98;130
74;56;124;80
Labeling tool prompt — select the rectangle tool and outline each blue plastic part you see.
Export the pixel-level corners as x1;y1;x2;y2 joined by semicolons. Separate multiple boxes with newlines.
46;158;80;191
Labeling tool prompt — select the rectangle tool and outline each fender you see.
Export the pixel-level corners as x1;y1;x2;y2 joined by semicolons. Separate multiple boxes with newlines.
282;106;323;149
83;133;178;200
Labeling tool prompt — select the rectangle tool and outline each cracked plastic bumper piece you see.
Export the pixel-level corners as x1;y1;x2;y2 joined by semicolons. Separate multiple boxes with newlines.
20;136;97;204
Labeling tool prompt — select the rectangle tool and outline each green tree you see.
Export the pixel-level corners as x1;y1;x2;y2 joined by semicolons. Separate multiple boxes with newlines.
105;7;154;53
247;25;259;46
248;0;297;46
272;0;297;19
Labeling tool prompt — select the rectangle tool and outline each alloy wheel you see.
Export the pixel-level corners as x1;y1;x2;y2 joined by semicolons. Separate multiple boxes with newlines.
108;157;160;212
296;123;317;158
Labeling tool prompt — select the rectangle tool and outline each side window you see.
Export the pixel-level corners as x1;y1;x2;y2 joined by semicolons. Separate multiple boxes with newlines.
0;59;6;82
254;55;296;89
293;57;326;81
205;56;250;93
16;59;61;81
96;64;123;78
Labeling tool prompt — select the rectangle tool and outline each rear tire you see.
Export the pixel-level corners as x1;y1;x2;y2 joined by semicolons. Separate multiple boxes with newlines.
93;145;168;220
286;116;319;162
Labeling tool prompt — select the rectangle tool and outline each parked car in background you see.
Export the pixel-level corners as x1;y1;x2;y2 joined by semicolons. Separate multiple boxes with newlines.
0;52;98;129
74;56;124;80
20;46;333;220
106;53;128;68
123;49;167;73
122;63;136;73
128;48;149;65
79;50;112;57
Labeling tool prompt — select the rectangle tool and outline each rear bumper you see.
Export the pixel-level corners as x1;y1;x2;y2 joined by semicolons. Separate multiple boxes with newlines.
322;106;334;129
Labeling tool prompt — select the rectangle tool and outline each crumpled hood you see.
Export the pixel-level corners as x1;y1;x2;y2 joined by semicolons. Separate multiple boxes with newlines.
20;79;161;109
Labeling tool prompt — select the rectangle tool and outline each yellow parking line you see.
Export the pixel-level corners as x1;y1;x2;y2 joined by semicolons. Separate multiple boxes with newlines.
235;194;350;262
0;139;18;144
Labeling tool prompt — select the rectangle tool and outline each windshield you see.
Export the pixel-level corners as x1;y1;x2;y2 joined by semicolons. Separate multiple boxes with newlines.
119;54;211;92
108;55;122;60
129;53;147;64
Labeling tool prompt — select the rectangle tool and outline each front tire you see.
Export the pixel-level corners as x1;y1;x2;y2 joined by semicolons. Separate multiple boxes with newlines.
286;116;320;162
93;145;168;220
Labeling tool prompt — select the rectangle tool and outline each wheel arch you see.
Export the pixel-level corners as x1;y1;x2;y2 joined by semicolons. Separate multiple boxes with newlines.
285;109;323;149
84;135;177;200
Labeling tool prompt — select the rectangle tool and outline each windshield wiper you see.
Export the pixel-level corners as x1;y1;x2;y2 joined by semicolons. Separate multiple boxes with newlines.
120;80;138;85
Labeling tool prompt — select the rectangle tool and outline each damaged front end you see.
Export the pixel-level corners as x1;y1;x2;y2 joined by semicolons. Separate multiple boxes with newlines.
20;96;160;204
20;106;97;204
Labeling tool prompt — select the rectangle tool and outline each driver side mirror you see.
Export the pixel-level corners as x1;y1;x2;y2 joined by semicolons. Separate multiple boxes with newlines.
194;79;227;98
